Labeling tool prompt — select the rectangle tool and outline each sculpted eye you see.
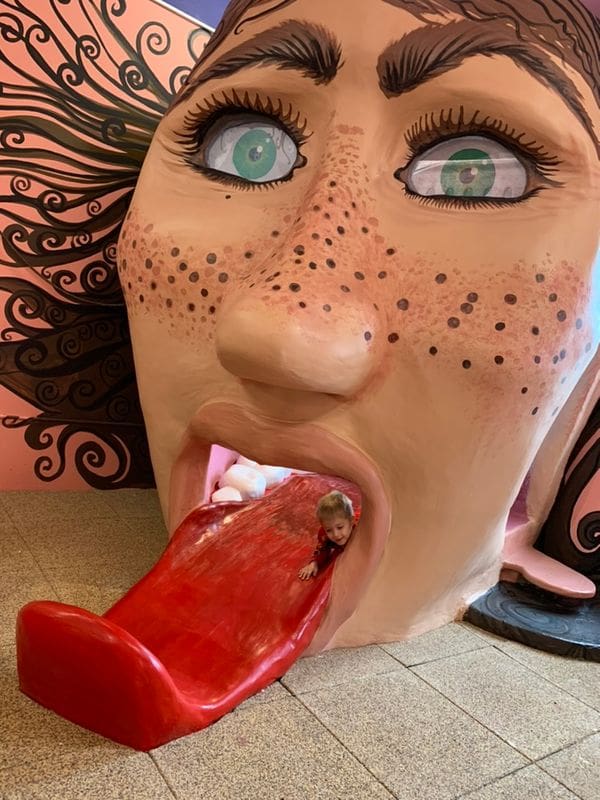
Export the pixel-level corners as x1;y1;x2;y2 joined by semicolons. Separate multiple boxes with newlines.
402;136;528;201
201;114;299;183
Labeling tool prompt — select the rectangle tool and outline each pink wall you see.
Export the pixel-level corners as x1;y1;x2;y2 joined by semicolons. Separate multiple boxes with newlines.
0;0;210;490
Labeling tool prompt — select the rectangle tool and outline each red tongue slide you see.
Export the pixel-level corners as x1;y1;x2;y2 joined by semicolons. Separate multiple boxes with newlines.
16;475;359;750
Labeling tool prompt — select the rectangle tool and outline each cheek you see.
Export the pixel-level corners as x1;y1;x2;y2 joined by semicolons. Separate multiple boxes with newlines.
386;256;595;418
117;211;250;341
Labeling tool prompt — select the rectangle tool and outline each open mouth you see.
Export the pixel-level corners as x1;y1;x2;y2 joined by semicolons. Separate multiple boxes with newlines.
16;401;390;750
171;402;390;651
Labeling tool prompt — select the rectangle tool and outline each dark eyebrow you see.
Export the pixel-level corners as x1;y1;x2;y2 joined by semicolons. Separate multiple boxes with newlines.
171;21;342;112
377;20;598;151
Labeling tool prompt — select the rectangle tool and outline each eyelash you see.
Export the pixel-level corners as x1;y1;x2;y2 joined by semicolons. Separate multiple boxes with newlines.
400;106;562;209
175;95;563;207
175;90;311;190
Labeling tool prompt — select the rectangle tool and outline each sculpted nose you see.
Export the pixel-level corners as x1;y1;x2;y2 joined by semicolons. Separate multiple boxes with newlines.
216;299;377;396
215;176;388;396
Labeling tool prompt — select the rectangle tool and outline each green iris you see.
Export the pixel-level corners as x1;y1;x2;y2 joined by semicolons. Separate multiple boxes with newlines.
232;129;277;181
440;148;496;197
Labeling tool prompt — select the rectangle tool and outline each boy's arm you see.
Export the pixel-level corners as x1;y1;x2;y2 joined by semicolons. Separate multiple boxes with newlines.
312;532;334;572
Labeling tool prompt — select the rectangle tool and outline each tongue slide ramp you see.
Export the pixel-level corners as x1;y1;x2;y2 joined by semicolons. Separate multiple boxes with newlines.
16;475;357;750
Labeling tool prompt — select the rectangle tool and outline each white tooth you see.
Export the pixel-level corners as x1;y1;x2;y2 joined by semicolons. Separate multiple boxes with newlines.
256;465;292;487
236;455;259;468
211;487;243;503
219;464;267;499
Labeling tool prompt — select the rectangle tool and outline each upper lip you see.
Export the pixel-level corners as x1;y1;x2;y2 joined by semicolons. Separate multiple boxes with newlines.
188;400;391;651
190;401;378;483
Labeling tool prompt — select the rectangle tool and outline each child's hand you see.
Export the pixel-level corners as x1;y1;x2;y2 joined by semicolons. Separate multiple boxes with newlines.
298;561;318;580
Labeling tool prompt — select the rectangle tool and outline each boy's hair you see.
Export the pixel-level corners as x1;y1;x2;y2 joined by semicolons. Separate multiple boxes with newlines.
316;491;354;521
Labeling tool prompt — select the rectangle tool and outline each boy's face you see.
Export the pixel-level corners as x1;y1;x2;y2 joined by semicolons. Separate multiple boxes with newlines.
117;0;600;645
321;514;354;546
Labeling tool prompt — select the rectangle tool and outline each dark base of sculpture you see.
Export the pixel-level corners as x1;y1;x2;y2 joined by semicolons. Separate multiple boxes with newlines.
465;580;600;662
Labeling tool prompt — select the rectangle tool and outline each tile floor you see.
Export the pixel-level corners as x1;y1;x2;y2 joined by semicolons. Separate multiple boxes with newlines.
0;489;598;799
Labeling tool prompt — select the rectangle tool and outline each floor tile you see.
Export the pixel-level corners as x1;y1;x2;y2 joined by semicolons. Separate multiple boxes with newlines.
0;748;173;800
149;759;242;799
120;516;168;560
0;562;58;647
0;530;48;583
282;644;400;694
482;637;600;712
120;515;168;540
0;523;35;573
413;647;600;760
237;680;291;709
50;581;130;616
460;764;579;799
0;646;29;720
300;669;527;800
0;491;114;525
0;501;15;525
0;696;114;772
539;732;600;800
45;551;159;587
21;564;145;605
17;517;146;564
460;622;508;645
382;622;489;666
14;518;120;566
100;488;163;519
14;515;167;607
152;697;394;799
16;517;165;587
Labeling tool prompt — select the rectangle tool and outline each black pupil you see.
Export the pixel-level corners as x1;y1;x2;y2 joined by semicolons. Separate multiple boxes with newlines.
459;167;477;185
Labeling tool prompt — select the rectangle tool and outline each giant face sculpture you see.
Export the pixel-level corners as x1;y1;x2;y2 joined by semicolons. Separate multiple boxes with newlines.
118;0;600;650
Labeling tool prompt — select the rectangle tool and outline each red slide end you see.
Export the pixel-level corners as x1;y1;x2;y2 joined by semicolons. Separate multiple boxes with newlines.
16;475;358;750
17;602;194;750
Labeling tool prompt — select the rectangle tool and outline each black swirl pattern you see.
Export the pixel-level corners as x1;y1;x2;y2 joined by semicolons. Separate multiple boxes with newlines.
578;512;600;556
0;0;211;488
535;399;600;576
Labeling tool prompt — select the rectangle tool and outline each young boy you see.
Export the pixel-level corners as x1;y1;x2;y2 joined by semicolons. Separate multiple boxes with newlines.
298;491;357;580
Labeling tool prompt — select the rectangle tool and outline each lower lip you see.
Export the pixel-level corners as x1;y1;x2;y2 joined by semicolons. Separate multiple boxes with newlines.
169;401;391;651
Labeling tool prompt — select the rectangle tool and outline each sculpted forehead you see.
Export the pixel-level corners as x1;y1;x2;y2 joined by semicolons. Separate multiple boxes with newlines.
180;0;600;148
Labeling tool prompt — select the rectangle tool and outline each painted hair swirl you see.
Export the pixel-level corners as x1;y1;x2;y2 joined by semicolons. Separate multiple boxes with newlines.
0;0;208;487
